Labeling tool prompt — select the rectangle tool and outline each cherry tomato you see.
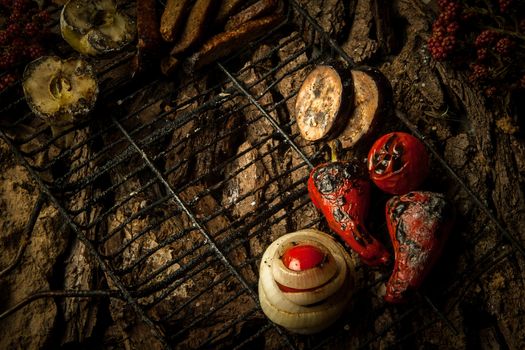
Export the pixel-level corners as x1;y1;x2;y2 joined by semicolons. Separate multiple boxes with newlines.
282;244;325;271
367;132;429;195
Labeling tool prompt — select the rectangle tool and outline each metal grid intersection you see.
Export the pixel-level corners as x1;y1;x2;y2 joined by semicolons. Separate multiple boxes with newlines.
1;1;524;349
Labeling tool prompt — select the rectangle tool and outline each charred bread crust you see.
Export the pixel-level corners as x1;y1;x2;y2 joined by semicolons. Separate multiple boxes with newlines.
185;12;285;71
160;0;192;43
224;0;278;31
170;0;218;55
213;0;247;28
134;0;162;73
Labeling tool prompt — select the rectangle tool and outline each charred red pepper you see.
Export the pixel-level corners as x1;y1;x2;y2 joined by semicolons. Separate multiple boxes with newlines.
368;132;429;195
384;191;454;303
308;161;391;266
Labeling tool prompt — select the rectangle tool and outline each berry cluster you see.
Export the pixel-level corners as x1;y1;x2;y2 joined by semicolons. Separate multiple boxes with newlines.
0;72;16;91
427;0;463;61
0;0;52;91
428;0;525;100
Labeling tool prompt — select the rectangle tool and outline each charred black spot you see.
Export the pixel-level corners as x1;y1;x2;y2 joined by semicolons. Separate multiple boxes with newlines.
315;111;326;124
352;228;367;247
390;201;407;221
383;133;397;152
313;76;324;97
356;223;374;244
392;144;404;172
332;207;347;223
396;220;408;243
312;163;345;195
374;156;390;174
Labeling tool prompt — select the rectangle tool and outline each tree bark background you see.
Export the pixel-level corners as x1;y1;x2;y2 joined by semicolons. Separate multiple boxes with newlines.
0;0;524;348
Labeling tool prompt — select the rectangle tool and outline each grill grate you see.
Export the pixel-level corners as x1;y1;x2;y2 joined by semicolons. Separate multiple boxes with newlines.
1;1;524;349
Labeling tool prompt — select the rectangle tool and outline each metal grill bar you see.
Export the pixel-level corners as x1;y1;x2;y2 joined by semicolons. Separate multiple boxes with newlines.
0;129;172;350
198;308;261;348
128;179;312;296
232;323;273;350
168;288;251;341
0;290;122;321
110;116;298;349
219;63;314;168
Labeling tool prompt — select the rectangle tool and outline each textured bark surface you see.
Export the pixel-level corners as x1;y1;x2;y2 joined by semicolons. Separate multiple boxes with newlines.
1;0;524;349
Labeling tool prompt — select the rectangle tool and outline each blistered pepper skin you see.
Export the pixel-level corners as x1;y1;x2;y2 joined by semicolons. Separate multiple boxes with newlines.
384;191;454;303
308;161;391;266
368;132;429;195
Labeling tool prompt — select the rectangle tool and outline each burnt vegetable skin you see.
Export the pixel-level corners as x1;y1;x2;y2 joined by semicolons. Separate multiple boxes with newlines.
385;191;454;303
368;132;429;195
224;0;278;31
337;67;392;149
133;0;162;73
307;161;390;266
295;64;354;142
170;0;216;55
185;12;284;71
160;0;192;43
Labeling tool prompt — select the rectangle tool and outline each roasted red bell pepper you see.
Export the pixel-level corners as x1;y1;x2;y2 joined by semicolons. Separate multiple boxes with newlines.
384;191;454;303
307;161;391;266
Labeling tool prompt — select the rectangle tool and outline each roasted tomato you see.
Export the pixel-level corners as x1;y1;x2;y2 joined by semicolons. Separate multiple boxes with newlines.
367;132;429;195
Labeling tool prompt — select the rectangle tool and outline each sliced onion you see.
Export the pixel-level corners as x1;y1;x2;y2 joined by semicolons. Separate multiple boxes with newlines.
259;266;352;331
281;262;346;306
272;239;337;290
258;229;355;334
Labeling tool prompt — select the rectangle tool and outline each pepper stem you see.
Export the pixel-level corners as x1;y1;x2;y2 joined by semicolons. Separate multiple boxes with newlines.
328;139;341;162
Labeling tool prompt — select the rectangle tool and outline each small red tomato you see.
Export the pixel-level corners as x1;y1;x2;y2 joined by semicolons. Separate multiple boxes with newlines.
282;244;326;271
367;132;429;195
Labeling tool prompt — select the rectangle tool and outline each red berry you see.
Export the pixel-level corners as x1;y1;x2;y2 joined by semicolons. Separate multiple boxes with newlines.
0;30;9;45
495;37;514;56
5;23;21;38
442;2;461;21
442;35;456;51
1;73;17;85
25;44;46;60
437;0;451;10
0;51;17;69
477;48;488;61
11;0;29;12
35;10;51;23
499;0;512;13
9;9;23;22
475;30;497;48
24;22;40;37
446;22;459;34
469;63;489;82
484;86;497;97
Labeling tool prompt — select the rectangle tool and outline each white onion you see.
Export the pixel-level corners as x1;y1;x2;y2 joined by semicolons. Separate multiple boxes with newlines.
258;229;355;334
